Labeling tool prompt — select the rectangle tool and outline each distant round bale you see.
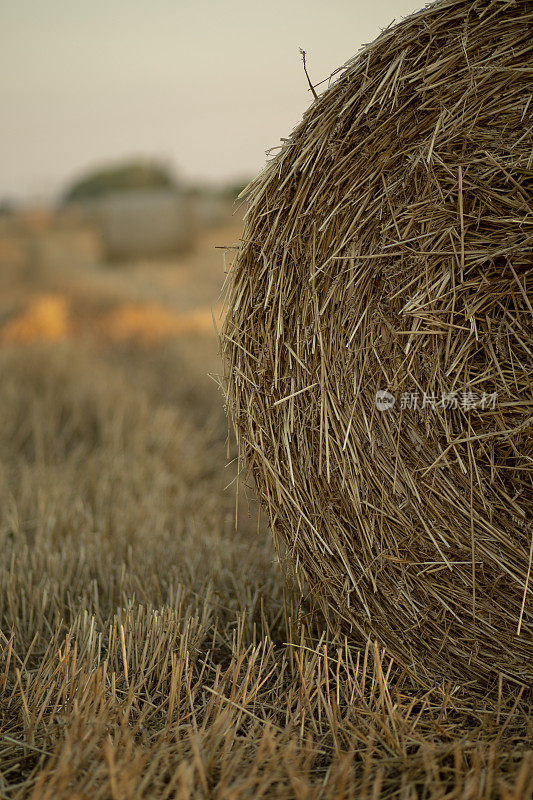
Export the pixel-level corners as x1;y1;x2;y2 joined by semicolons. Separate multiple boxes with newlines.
221;0;532;691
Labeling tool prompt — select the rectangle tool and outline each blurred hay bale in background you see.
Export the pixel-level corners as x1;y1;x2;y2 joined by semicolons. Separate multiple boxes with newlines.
61;159;196;261
85;188;195;261
222;0;532;692
191;179;250;229
194;193;234;229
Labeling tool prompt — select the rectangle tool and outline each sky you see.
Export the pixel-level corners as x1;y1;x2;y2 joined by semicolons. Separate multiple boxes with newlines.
2;0;420;202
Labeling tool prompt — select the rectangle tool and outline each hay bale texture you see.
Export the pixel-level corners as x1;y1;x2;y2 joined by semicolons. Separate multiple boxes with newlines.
221;0;533;690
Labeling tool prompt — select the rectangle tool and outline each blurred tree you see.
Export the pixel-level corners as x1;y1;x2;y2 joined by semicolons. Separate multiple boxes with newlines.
185;178;251;201
0;198;15;215
216;179;251;199
63;160;178;203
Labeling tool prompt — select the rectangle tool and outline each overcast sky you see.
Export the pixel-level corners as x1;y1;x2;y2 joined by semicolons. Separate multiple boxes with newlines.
2;0;420;202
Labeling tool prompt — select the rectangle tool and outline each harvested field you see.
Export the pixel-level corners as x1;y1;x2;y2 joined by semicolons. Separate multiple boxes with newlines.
0;208;530;797
1;341;532;799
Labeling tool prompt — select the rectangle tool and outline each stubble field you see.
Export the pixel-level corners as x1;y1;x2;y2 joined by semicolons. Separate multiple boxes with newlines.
0;217;531;799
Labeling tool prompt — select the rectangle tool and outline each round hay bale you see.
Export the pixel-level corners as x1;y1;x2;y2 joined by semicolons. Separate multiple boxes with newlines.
221;0;532;691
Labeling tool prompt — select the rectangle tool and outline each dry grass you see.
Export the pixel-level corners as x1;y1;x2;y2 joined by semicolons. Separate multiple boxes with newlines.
221;0;533;692
0;341;532;799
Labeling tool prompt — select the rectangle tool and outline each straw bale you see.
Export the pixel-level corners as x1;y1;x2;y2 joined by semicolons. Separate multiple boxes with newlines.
221;0;533;690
